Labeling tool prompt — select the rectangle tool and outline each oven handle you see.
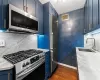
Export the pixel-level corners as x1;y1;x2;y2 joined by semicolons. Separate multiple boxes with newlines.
17;59;45;79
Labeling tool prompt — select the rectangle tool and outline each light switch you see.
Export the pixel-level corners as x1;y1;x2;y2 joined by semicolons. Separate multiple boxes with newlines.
0;40;5;47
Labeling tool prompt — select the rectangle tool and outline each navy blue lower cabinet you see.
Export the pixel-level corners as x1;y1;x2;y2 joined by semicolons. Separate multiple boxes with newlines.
0;69;13;80
45;51;51;80
0;74;12;80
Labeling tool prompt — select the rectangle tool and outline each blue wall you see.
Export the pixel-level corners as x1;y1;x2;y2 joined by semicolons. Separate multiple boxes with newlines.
58;8;84;67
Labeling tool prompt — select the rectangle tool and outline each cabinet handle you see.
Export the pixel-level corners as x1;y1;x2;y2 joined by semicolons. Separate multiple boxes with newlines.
8;73;10;80
26;0;28;12
23;6;26;11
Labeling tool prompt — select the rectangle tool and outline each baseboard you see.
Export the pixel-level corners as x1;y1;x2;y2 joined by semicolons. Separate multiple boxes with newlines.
57;62;77;70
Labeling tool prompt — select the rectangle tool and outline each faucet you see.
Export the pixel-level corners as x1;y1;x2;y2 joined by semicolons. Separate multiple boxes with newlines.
86;38;95;50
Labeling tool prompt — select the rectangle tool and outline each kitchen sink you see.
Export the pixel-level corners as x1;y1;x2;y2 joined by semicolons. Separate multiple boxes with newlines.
78;48;95;52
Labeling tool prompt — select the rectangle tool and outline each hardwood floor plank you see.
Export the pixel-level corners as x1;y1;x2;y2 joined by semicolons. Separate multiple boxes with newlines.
49;65;78;80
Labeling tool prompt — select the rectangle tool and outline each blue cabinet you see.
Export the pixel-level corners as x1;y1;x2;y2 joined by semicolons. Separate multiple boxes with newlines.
9;0;36;16
0;69;13;80
0;74;12;80
0;0;8;30
36;0;43;34
84;0;89;33
99;0;100;24
88;0;93;30
0;0;43;34
27;0;35;16
93;0;98;28
84;0;99;33
8;0;23;10
0;0;3;29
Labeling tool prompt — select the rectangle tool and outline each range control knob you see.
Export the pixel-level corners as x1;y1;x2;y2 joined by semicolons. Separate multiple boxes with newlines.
22;63;26;67
26;62;30;65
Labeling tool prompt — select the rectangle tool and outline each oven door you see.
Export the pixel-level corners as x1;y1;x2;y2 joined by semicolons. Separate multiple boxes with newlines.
22;62;45;80
16;58;45;80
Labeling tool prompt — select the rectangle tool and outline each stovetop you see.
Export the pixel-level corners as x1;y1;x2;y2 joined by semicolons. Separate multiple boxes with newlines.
3;49;43;64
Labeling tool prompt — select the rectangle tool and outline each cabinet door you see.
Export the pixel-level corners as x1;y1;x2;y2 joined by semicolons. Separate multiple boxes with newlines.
93;0;98;28
88;0;93;30
36;0;43;34
0;74;12;80
0;0;3;29
84;0;89;33
27;0;35;16
0;0;8;30
2;0;8;29
8;0;23;10
99;0;100;24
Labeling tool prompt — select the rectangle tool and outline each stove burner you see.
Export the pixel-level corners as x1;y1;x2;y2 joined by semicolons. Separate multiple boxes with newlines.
3;49;43;64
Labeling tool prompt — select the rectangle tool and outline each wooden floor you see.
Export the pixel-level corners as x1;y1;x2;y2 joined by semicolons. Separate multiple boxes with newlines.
49;65;78;80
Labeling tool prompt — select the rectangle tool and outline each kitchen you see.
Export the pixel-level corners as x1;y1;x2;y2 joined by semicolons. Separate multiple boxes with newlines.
0;0;100;80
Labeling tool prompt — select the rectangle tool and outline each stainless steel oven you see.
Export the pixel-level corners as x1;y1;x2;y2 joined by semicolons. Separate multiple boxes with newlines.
17;57;45;80
3;49;46;80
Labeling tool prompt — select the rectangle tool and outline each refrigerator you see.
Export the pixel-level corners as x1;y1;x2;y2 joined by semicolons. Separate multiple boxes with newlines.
49;14;58;74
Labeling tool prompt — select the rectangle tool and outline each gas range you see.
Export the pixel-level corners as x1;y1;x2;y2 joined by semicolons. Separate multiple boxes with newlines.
3;49;45;80
3;49;43;64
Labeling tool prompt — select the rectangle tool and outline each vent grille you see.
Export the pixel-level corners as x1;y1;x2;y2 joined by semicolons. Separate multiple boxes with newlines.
61;14;69;21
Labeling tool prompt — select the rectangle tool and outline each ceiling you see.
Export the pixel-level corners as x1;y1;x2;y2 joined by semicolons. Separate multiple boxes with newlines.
39;0;86;14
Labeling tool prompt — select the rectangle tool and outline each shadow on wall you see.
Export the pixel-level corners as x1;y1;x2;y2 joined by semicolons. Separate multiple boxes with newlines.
58;8;84;66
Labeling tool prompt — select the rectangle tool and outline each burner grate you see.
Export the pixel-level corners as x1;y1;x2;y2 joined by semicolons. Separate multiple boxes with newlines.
3;49;43;64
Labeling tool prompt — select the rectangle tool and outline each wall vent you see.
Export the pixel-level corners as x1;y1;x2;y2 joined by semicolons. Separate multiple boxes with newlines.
61;14;69;21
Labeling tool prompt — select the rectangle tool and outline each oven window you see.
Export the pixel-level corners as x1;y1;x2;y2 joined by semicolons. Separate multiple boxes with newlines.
22;62;45;80
11;10;38;30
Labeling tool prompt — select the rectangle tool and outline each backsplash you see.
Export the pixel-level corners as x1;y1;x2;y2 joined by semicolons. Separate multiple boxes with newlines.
84;28;100;52
0;32;37;57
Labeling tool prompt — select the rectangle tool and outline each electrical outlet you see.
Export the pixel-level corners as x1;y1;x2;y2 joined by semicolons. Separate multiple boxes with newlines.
0;40;5;47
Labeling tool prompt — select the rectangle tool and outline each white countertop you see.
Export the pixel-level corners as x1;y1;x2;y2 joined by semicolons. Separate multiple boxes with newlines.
76;47;100;80
38;48;49;53
0;58;14;71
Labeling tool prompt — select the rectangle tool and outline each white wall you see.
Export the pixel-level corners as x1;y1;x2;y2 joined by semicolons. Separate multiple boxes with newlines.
84;29;100;52
0;32;38;57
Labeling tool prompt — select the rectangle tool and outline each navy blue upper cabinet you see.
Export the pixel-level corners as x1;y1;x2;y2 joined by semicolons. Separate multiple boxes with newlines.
84;0;100;33
0;0;3;29
27;0;35;16
99;0;100;24
84;0;89;33
8;0;23;10
92;0;98;28
88;0;93;30
36;0;43;34
9;0;36;16
0;0;8;30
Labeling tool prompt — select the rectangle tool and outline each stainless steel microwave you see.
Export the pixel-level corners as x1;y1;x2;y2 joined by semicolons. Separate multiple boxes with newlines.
7;4;38;33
